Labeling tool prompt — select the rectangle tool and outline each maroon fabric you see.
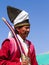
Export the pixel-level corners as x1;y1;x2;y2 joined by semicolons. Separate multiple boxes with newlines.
0;38;38;65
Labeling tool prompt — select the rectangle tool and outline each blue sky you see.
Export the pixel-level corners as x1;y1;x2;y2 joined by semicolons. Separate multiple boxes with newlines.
0;0;49;55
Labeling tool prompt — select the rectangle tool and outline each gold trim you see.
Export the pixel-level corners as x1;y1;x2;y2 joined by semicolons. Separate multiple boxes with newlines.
14;23;30;28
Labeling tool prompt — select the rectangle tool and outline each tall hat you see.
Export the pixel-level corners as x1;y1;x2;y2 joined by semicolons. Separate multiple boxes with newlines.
7;6;30;27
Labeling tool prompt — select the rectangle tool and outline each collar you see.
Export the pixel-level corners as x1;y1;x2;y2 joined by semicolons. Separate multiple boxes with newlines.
17;34;28;56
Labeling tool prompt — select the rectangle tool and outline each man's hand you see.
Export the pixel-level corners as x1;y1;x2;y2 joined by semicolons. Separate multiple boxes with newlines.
21;54;31;65
21;59;29;65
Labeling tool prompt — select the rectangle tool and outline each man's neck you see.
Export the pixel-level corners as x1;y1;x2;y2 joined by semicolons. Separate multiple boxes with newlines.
18;34;26;41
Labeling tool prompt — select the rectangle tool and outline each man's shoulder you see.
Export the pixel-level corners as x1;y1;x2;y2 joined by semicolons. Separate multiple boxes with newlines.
2;38;10;45
2;38;15;46
26;39;31;43
26;39;33;44
26;39;34;47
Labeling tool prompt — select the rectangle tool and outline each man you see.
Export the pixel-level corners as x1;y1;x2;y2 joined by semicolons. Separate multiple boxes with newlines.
0;6;38;65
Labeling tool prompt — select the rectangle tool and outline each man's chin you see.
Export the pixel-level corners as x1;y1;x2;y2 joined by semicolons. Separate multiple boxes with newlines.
24;35;28;38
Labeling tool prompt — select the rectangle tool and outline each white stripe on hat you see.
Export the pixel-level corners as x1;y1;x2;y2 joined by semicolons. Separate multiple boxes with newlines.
14;10;29;25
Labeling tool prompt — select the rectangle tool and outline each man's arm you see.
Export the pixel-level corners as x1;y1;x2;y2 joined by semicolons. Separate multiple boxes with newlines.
0;39;21;65
30;44;38;65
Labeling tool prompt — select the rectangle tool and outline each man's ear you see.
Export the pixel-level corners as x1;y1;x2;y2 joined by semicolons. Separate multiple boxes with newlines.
16;28;20;32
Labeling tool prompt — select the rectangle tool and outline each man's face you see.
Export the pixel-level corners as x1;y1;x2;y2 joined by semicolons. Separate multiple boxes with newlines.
16;25;30;40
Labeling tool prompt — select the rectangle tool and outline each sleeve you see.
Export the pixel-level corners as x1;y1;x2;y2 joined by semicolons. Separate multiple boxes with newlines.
30;44;38;65
0;39;21;65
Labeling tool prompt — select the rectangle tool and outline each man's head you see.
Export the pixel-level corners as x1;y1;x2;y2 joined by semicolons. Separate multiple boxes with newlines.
7;6;30;39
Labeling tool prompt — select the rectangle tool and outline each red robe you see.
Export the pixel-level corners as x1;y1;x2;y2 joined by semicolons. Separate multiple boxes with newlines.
0;38;38;65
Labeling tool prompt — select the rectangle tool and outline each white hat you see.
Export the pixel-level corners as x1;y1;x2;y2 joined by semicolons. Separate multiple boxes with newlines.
7;6;30;27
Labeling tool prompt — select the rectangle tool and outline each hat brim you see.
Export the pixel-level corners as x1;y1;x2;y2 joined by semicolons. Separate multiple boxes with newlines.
14;23;30;28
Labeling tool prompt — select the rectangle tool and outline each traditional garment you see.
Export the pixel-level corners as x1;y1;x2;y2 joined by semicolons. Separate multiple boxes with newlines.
0;37;38;65
1;6;38;65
